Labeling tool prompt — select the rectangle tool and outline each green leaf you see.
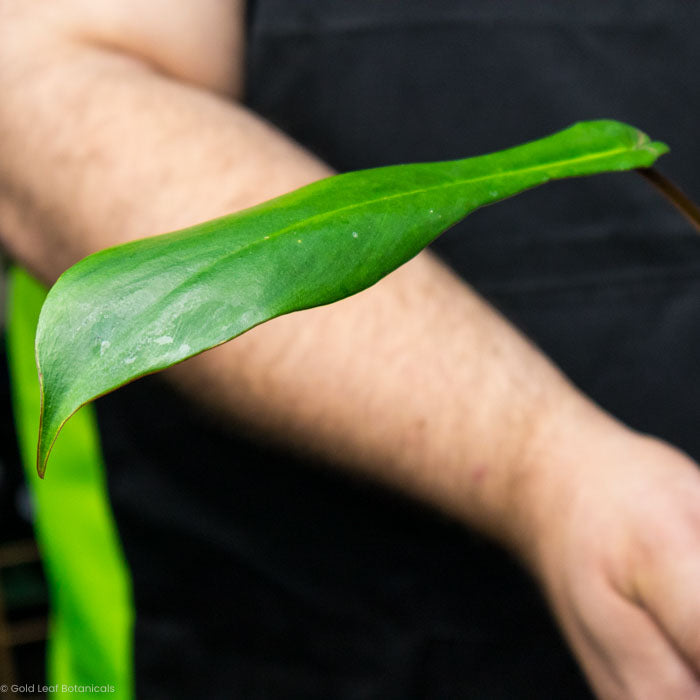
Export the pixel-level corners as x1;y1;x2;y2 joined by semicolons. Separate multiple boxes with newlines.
35;120;667;476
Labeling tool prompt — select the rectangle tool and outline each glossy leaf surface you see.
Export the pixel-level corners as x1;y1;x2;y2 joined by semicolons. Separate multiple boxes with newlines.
35;120;667;475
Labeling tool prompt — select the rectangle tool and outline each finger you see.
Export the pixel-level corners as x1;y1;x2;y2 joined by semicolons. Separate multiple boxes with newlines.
637;537;700;675
562;578;700;699
628;468;700;674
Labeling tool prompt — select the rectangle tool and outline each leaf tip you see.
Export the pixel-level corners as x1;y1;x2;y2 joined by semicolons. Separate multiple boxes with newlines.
36;417;61;479
36;406;50;479
35;355;51;479
36;414;49;479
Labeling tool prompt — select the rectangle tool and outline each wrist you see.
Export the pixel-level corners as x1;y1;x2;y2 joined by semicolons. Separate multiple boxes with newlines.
497;382;628;575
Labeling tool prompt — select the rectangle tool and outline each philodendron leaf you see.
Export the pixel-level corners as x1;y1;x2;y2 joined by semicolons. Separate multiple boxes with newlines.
35;120;667;476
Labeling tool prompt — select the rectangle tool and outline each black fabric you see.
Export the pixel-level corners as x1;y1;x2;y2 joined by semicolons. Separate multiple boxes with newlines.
98;1;700;697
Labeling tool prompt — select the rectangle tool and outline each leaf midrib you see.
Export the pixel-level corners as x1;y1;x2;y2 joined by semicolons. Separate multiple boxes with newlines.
126;144;635;319
44;142;637;364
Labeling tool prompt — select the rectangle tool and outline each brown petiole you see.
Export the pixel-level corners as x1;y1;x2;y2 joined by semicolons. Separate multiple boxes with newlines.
637;168;700;233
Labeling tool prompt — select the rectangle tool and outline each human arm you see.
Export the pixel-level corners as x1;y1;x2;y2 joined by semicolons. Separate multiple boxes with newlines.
2;2;700;696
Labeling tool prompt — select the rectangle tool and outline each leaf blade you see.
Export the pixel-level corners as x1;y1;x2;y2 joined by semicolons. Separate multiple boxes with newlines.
35;120;668;475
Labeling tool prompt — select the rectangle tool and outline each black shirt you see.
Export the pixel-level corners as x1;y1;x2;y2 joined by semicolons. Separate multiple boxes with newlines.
98;2;700;697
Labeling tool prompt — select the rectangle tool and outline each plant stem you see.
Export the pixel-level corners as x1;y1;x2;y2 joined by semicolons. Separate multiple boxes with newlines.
636;168;700;233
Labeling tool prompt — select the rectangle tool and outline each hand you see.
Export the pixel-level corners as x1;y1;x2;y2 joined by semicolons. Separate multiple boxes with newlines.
526;416;700;698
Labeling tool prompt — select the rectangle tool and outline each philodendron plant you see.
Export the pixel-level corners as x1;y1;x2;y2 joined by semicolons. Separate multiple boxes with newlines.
35;120;682;477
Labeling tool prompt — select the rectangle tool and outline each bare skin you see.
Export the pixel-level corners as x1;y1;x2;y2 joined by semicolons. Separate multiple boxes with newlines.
2;2;700;696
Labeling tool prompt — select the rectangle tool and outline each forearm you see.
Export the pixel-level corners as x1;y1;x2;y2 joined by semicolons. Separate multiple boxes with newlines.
0;16;328;276
0;19;620;555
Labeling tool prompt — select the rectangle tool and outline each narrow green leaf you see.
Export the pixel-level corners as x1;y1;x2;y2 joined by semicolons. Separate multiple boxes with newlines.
35;120;668;476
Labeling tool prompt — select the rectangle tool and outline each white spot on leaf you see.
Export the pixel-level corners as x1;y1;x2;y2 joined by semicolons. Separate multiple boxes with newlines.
100;340;111;355
154;335;173;345
352;231;358;238
124;356;136;365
